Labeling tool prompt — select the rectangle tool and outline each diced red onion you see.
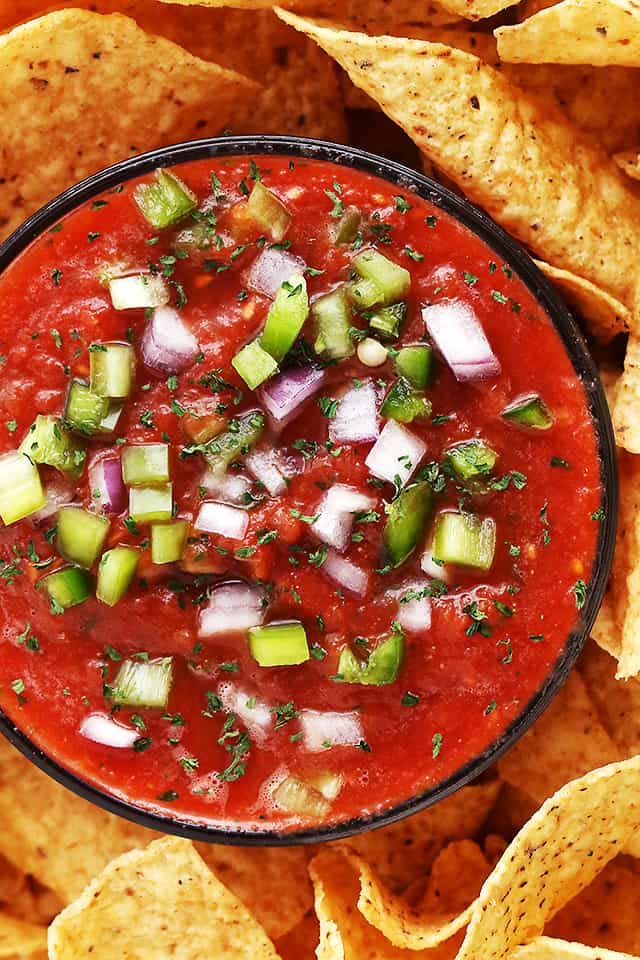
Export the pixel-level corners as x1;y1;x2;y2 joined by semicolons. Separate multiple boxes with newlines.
313;484;377;553
79;712;139;749
365;420;426;487
88;456;126;515
30;476;76;525
329;379;379;445
258;366;326;430
322;550;368;596
200;469;252;506
245;448;288;497
245;248;306;299
300;709;363;752
422;300;501;382
194;501;249;540
198;580;265;637
141;306;199;375
390;580;432;633
218;683;272;744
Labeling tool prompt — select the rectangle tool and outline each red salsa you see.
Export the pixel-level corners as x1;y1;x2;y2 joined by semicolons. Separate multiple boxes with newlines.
0;155;602;830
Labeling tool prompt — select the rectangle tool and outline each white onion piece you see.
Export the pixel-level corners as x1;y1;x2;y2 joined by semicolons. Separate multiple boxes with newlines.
322;550;368;596
329;379;379;445
30;476;75;525
421;542;451;582
141;306;199;375
89;456;126;514
313;484;377;553
245;248;306;299
108;274;169;310
218;683;272;744
245;449;288;497
195;501;249;539
79;712;139;749
390;580;432;633
422;300;501;382
198;580;265;637
365;421;426;487
300;709;363;752
200;469;252;506
259;366;326;430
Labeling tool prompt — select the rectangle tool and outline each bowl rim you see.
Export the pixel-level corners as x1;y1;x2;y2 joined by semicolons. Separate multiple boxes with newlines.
0;134;618;846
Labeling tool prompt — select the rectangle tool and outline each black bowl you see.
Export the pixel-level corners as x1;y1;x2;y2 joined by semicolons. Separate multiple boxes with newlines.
0;135;618;846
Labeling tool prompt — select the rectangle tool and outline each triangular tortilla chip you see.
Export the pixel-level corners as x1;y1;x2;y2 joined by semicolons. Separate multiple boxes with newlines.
534;260;631;342
0;913;47;957
511;937;640;960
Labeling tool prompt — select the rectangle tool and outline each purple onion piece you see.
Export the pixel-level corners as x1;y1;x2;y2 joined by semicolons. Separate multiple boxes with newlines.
422;300;501;382
258;365;326;429
89;456;126;515
141;306;199;376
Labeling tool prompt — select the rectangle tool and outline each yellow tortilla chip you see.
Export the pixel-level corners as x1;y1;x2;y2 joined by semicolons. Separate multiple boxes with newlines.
421;840;492;915
534;260;631;342
195;845;313;940
496;0;640;66
275;11;640;316
497;672;621;804
614;150;640;180
485;783;539;840
339;847;479;950
611;451;640;678
579;640;640;758
456;756;640;960
613;337;640;452
511;937;640;960
275;912;320;960
0;914;46;958
333;780;500;893
48;836;280;959
309;849;461;960
0;9;255;240
547;858;640;953
591;590;622;658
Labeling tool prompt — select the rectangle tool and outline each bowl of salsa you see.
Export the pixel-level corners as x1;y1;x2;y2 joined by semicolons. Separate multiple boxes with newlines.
0;136;616;844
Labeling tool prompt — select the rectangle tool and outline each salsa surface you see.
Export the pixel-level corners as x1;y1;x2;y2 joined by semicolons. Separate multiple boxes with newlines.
0;155;602;831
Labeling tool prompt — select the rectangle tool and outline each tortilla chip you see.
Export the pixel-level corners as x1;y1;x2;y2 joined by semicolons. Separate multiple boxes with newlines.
495;0;640;66
546;859;640;953
421;840;492;915
497;672;621;804
614;150;640;180
484;783;539;840
0;9;256;240
0;914;46;958
309;849;462;960
591;591;622;658
533;260;631;342
332;780;500;893
579;640;640;758
511;937;640;960
275;912;319;960
611;451;640;678
275;11;640;317
339;847;479;950
456;756;640;960
613;337;640;452
195;844;313;940
48;836;280;959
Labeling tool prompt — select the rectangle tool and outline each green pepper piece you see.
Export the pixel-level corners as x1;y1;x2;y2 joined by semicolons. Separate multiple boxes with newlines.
337;632;404;686
96;546;139;606
501;393;553;430
248;621;309;667
202;411;265;474
312;286;354;360
20;415;86;478
380;378;432;424
57;506;110;569
369;302;407;340
395;344;435;389
383;481;433;568
445;440;498;481
260;274;309;363
433;511;496;571
351;249;410;308
134;169;197;229
40;566;92;609
64;381;110;436
246;182;292;242
231;339;279;389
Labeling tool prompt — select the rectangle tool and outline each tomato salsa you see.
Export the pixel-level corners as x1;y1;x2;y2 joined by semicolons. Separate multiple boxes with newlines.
0;154;602;831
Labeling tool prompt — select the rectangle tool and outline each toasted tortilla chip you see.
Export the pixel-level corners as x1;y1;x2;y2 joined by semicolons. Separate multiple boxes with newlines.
48;836;280;959
456;757;640;960
591;591;622;658
484;783;539;840
339;847;480;950
0;9;255;240
534;260;631;342
547;859;640;953
0;914;46;957
275;912;320;960
611;451;640;678
333;780;500;893
196;844;312;940
496;0;640;66
613;337;640;452
614;150;640;180
497;672;621;804
579;640;640;758
276;11;640;317
511;937;640;960
421;840;492;915
309;849;462;960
